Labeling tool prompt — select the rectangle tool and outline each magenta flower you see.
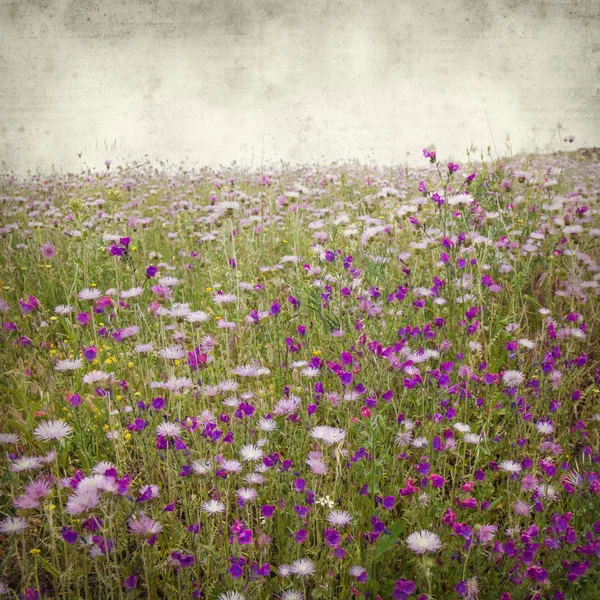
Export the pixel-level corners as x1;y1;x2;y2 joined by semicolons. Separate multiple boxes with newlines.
40;242;56;259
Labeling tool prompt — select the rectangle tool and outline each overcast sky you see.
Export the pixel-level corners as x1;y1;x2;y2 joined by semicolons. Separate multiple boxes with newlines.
1;0;598;173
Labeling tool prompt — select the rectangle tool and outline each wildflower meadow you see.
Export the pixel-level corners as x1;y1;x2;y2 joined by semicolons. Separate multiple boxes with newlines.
1;148;599;600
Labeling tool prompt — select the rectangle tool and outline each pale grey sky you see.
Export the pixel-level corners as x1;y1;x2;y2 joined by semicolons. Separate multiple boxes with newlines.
1;0;598;173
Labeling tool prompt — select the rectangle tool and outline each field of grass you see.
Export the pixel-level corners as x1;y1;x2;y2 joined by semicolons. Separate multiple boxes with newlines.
1;148;599;599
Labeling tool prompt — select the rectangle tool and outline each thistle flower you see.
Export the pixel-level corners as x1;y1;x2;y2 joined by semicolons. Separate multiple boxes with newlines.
327;510;353;526
502;370;525;387
78;288;101;301
499;460;522;474
405;530;442;554
0;516;27;535
240;444;264;462
55;359;83;372
310;426;346;446
33;420;73;441
40;242;56;259
290;558;316;578
201;500;226;514
158;345;186;360
128;513;163;536
0;433;20;444
218;592;245;600
156;423;182;439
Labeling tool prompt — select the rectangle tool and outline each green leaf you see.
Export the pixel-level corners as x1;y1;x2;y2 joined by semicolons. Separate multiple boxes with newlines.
373;519;404;563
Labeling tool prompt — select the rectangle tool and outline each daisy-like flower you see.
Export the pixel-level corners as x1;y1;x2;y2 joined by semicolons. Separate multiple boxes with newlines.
221;460;242;474
120;287;144;299
236;487;258;502
134;343;153;353
273;396;302;416
166;303;190;318
0;516;27;535
55;358;83;372
502;370;525;387
290;558;316;578
453;422;471;433
244;473;265;485
281;591;303;600
201;499;226;514
405;530;442;554
464;576;479;600
201;385;220;397
278;564;292;577
411;436;428;448
218;592;245;600
219;379;239;393
231;364;270;377
310;426;346;446
158;276;180;287
258;418;278;432
40;242;56;259
240;444;264;462
163;377;194;392
156;422;182;439
463;433;482;445
159;345;186;360
0;433;20;444
33;420;73;441
447;193;473;206
128;513;163;536
395;430;413;447
66;489;101;515
327;510;353;526
300;367;320;377
54;304;74;315
549;370;562;389
534;483;558;500
535;421;554;435
78;288;102;301
513;500;531;516
82;370;111;385
306;451;328;475
92;461;117;475
499;460;522;474
213;293;237;305
477;524;498;544
25;477;53;499
186;310;210;323
349;566;367;582
192;460;212;475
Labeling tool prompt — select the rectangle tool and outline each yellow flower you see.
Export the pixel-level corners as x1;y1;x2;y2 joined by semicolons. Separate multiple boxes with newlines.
91;283;97;287
125;432;132;441
103;424;110;431
205;287;212;292
93;359;99;365
50;316;57;321
174;359;181;366
30;548;41;556
105;358;113;365
131;246;137;251
128;361;134;368
116;395;122;401
312;350;321;356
